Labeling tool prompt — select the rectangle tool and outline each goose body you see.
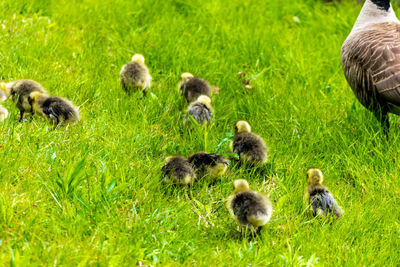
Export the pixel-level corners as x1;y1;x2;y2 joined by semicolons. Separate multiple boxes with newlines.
341;0;400;130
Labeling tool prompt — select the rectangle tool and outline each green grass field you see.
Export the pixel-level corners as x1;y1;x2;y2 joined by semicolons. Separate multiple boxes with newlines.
1;0;400;265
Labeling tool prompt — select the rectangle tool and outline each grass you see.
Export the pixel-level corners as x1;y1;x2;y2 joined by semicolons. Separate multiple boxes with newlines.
0;0;400;265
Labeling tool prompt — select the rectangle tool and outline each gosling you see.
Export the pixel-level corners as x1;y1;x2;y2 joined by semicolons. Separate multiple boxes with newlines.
178;73;211;104
232;121;267;164
29;92;80;125
0;105;8;122
185;95;213;126
187;152;229;183
305;168;343;218
120;54;152;94
226;179;273;234
0;90;6;102
162;156;196;187
0;79;46;121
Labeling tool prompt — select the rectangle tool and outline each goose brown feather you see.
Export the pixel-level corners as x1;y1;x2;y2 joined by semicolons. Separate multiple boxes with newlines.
342;22;400;115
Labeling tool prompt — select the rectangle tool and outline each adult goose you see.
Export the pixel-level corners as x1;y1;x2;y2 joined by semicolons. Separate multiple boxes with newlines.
341;0;400;133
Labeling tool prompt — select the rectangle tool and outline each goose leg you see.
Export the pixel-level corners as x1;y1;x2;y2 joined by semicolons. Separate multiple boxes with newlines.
382;114;390;137
256;226;263;235
373;109;389;137
19;110;24;122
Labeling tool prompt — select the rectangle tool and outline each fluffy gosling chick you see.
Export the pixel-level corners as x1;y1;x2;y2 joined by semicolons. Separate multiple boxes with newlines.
179;73;211;104
162;156;196;187
0;105;8;122
0;79;46;121
226;179;273;234
305;168;343;218
29;92;80;125
232;121;268;164
185;95;213;126
120;54;152;94
0;90;6;102
187;152;229;182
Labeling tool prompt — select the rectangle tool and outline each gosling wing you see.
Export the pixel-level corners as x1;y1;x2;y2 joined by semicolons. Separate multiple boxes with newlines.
187;103;211;124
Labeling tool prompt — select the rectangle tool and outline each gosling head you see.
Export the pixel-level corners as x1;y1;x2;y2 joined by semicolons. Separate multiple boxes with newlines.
0;84;6;101
0;82;11;97
306;168;323;185
235;120;251;134
131;54;145;64
180;72;194;82
164;156;174;163
196;95;211;105
233;179;250;194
